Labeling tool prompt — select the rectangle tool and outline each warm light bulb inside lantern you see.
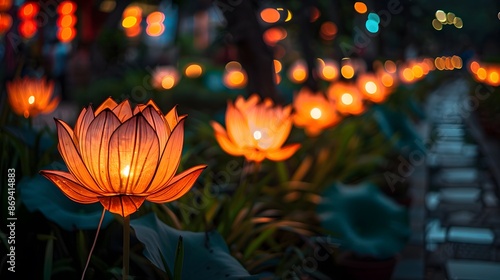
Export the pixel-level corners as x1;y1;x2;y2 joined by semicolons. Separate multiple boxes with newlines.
253;130;262;140
341;93;353;105
365;81;377;94
310;107;322;119
28;95;35;104
121;165;131;177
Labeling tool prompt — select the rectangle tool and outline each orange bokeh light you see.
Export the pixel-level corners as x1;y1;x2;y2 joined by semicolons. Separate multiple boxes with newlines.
469;61;480;74
261;8;280;23
57;1;76;15
354;2;368;14
184;64;203;78
57;27;75;42
19;19;37;38
263;27;287;46
0;13;12;34
146;22;164;37
57;14;76;28
320;21;337;40
19;3;39;19
341;65;355;79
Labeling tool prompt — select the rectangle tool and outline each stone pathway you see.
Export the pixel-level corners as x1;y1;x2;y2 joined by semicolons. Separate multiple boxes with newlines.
392;78;500;280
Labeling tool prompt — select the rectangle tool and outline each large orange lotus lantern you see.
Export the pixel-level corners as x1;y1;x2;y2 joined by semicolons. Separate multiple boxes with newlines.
211;94;300;163
327;81;365;115
293;88;340;136
6;77;59;118
40;98;207;217
357;73;388;103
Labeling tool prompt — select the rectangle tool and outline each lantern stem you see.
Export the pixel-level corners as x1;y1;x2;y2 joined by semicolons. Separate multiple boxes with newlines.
123;215;130;280
81;208;106;280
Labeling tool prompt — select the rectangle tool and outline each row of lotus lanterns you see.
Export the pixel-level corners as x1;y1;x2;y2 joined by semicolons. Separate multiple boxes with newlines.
469;60;500;87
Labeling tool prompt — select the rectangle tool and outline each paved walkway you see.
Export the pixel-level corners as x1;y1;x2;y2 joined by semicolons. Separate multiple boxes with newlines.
392;78;500;280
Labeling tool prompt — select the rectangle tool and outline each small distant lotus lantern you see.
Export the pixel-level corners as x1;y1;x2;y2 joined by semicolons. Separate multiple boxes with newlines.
211;94;300;163
293;87;341;136
357;73;388;103
328;81;365;115
6;77;59;118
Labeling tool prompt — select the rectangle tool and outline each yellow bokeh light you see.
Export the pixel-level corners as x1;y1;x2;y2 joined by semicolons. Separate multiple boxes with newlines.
489;71;499;83
341;93;353;105
435;10;446;22
161;76;176;89
403;68;414;81
354;2;368;14
224;70;247;89
412;65;423;78
446;12;455;24
285;10;292;22
432;19;442;30
453;17;463;28
322;65;338;81
341;65;355;79
122;16;138;28
292;68;307;83
477;68;487;80
185;64;203;78
310;107;322;120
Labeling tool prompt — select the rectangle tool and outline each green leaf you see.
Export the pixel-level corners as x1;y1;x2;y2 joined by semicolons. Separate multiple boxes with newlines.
43;232;54;280
316;181;410;259
19;163;115;231
131;213;259;280
173;236;184;280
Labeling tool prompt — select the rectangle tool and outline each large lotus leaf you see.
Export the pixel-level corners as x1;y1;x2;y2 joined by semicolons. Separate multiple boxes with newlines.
19;162;114;231
317;182;410;259
130;213;259;280
372;105;423;153
3;125;54;152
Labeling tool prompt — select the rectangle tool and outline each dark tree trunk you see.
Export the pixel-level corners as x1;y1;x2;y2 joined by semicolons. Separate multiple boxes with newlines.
295;0;319;92
215;0;282;103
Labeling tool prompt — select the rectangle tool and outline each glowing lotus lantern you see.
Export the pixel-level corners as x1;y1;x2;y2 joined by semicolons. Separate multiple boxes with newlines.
211;94;300;163
293;87;341;136
40;98;207;217
327;82;365;115
357;73;388;103
6;77;59;118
